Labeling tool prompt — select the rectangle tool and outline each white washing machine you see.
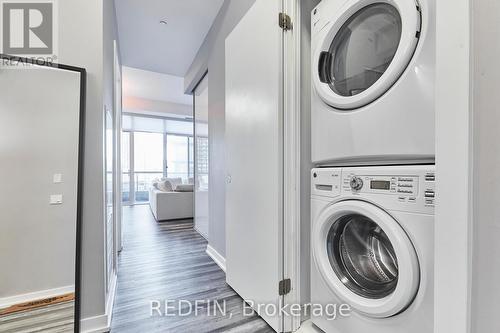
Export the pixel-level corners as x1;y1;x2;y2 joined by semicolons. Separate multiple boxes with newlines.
311;0;435;165
310;165;434;333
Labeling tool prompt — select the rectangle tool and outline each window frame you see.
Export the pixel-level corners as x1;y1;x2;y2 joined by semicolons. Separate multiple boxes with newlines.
121;128;195;205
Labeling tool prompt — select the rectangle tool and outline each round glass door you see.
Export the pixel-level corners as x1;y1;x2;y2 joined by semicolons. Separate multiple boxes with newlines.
326;214;398;299
312;200;420;318
319;3;402;96
313;0;421;109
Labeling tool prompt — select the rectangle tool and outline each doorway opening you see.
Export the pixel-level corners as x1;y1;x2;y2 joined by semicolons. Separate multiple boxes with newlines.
106;1;274;330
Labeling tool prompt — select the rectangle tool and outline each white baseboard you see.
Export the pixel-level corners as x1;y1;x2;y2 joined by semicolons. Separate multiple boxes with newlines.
105;272;117;328
0;285;75;309
206;245;226;273
80;313;109;333
296;320;324;333
194;225;208;241
81;272;117;333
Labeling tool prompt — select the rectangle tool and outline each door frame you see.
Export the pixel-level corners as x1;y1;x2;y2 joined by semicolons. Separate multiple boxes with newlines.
113;40;123;253
192;72;210;240
434;0;473;332
283;0;303;331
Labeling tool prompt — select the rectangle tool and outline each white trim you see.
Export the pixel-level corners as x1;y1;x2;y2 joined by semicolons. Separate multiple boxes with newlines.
0;286;75;309
206;245;226;273
194;225;208;241
283;0;302;332
114;39;123;254
435;0;473;331
106;273;117;327
81;272;117;333
295;319;324;333
80;314;109;333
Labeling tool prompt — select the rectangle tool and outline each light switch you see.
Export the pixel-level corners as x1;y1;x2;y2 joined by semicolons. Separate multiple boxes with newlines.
50;194;63;205
53;174;63;183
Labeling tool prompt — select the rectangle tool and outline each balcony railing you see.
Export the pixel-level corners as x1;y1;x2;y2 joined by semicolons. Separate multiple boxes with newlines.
122;171;191;204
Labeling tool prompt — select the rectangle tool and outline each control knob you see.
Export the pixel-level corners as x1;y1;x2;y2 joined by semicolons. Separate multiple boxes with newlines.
350;176;364;191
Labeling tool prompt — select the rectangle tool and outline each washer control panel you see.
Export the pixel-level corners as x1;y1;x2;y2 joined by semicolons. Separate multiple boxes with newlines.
343;174;420;195
313;166;435;213
345;168;435;209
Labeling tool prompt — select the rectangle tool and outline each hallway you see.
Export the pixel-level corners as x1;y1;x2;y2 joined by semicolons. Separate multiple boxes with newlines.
111;205;273;332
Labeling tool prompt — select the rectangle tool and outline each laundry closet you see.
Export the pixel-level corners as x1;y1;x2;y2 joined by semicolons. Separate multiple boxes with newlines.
308;0;435;332
224;0;500;332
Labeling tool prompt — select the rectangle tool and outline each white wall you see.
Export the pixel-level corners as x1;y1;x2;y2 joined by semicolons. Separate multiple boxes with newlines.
123;67;192;105
122;66;192;118
123;97;192;118
58;0;107;322
58;0;121;327
470;0;500;331
184;0;256;258
0;68;80;302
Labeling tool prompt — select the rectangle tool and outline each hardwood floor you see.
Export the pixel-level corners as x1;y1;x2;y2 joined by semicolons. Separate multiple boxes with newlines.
111;205;274;333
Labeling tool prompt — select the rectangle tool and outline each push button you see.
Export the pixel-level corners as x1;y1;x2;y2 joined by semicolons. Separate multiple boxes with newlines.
425;191;435;198
425;174;436;181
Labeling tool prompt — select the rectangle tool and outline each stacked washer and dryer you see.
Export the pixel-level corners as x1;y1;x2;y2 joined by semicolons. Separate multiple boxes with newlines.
309;0;435;332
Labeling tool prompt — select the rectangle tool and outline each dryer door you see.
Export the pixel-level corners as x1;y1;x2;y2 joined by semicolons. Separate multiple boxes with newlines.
312;200;419;318
313;0;421;109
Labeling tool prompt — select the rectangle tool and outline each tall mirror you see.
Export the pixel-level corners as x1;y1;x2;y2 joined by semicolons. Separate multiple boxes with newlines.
0;56;85;333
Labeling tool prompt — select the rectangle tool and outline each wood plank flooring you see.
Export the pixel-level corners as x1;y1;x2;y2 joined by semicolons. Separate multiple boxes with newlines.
111;205;274;333
0;301;74;333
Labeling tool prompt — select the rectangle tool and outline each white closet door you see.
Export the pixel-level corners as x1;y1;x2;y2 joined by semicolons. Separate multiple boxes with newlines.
225;0;284;331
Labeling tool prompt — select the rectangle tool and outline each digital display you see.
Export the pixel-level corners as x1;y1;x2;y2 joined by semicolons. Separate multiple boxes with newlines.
371;180;391;190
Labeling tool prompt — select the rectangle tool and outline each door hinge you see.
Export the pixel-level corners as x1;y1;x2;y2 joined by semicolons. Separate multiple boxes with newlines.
279;12;292;31
279;278;292;296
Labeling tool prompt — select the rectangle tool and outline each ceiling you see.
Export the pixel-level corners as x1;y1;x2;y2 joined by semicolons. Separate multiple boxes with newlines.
115;0;224;76
122;66;192;105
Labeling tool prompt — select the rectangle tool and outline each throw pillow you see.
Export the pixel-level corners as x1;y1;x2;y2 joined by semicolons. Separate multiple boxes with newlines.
157;180;174;192
175;184;194;192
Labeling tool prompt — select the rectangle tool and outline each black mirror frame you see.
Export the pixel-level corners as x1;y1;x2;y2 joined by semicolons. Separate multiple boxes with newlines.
0;54;86;333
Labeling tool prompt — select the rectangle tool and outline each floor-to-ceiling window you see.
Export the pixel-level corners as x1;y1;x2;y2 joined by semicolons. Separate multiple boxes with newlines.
166;134;190;180
121;114;194;205
121;131;131;203
134;132;164;202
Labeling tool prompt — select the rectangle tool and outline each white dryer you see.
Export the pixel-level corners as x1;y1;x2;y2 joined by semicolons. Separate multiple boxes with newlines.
310;165;435;333
311;0;435;165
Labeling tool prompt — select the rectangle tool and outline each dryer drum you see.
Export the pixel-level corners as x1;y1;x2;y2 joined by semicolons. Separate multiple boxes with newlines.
327;214;399;299
319;3;403;97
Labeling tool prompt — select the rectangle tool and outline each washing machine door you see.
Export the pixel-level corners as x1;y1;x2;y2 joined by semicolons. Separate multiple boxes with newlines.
313;0;421;109
312;200;419;318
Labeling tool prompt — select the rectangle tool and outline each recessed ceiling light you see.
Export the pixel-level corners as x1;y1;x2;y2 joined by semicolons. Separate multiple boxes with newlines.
159;20;168;25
